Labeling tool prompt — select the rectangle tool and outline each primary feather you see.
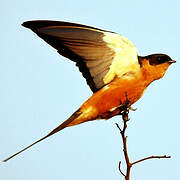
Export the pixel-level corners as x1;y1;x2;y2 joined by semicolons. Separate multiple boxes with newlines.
22;20;140;92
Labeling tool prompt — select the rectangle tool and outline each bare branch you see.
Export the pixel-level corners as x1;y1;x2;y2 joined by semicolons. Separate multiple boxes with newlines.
115;95;171;180
115;123;122;133
118;161;126;177
132;155;171;166
116;102;132;180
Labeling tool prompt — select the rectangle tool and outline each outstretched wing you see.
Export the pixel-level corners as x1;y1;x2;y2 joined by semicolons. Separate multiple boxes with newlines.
22;20;140;93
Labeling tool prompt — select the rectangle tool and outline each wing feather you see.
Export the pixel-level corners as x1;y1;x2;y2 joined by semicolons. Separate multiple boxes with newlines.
22;20;140;92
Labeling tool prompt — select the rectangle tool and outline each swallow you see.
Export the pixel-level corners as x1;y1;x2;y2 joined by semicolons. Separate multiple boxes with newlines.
3;20;175;162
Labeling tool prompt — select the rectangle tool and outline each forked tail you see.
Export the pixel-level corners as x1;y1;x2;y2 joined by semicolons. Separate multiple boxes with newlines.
3;109;82;162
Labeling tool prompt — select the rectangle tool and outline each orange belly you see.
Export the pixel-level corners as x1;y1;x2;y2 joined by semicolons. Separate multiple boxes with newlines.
80;77;147;120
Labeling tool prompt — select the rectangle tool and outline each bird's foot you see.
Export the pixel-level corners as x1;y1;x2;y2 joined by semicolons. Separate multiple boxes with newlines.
129;106;137;111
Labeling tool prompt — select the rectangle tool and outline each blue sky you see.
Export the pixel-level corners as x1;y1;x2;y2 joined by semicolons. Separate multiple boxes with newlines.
0;0;180;179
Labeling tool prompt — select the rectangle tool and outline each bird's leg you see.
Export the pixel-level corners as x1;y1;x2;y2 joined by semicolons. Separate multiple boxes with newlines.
124;92;137;112
117;92;130;116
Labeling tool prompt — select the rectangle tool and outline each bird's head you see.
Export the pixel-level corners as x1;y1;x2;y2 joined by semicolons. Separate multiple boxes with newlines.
138;54;176;81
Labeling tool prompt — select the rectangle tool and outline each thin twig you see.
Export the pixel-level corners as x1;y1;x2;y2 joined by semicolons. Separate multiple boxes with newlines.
131;155;171;166
118;161;126;177
115;123;122;132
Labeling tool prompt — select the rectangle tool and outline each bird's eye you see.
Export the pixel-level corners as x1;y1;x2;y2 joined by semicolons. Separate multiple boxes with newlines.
149;54;171;65
157;56;168;64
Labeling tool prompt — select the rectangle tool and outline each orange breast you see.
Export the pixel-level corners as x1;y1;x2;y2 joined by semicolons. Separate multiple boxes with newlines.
80;76;147;120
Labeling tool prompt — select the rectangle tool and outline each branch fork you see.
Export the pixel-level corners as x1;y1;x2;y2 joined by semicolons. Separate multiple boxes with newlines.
116;97;171;180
